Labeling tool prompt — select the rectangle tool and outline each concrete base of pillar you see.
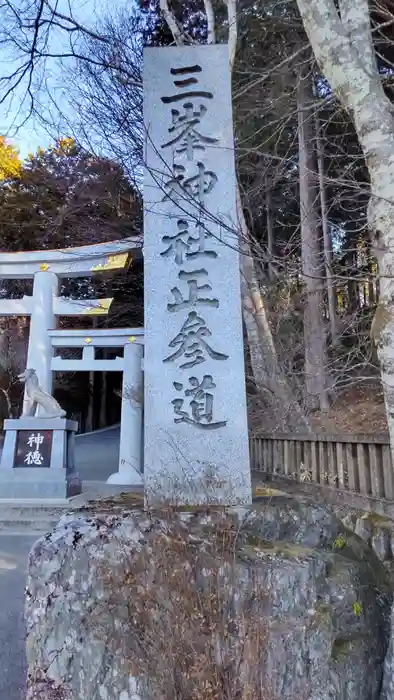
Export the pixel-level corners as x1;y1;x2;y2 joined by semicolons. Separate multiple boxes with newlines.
106;469;144;487
0;418;81;499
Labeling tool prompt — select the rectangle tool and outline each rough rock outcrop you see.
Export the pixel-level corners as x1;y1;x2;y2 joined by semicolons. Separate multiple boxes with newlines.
381;604;394;700
26;669;72;700
25;493;391;700
341;511;394;588
342;512;394;561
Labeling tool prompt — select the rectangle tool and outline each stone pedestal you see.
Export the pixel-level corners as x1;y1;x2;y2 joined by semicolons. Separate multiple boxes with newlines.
0;418;81;499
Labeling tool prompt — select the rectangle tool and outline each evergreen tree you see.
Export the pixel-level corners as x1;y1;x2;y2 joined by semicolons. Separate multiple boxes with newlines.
0;138;141;252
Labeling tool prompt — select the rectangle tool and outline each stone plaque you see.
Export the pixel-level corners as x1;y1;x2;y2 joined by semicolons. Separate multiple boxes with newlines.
14;430;53;467
143;45;251;504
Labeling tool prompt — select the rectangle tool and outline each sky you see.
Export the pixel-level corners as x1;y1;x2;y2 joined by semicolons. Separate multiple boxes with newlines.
0;0;125;159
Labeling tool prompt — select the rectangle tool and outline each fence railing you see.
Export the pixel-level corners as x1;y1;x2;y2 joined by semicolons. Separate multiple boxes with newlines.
250;433;394;501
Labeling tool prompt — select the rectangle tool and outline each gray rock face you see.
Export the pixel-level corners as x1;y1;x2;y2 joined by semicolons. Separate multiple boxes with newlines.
382;605;394;700
26;669;72;700
339;512;394;587
354;514;373;543
25;495;391;700
373;529;392;562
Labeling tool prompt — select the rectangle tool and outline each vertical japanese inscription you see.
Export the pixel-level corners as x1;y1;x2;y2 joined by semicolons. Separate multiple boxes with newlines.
160;60;227;430
144;45;251;503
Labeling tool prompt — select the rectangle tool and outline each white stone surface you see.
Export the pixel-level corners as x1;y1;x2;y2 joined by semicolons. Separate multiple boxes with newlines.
143;45;251;504
26;272;58;401
49;328;144;347
20;368;66;419
3;418;78;431
0;295;115;317
107;342;143;485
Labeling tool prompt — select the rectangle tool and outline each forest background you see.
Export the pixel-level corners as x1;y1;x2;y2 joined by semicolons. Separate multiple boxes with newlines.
0;0;388;438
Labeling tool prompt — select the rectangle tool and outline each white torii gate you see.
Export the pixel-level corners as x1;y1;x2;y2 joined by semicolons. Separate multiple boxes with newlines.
50;328;144;484
0;237;144;484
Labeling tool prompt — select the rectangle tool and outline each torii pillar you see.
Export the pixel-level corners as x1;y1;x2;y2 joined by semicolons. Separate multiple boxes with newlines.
26;271;58;406
107;341;144;485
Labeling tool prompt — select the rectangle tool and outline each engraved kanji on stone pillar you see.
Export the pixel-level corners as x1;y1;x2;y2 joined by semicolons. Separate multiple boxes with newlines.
144;45;251;505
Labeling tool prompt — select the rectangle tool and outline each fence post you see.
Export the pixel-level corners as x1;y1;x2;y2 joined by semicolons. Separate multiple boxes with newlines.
356;443;370;495
369;444;384;498
382;445;394;499
346;444;357;492
336;442;346;489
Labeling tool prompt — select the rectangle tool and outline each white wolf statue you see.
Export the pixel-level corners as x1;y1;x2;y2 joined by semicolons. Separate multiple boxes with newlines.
18;368;66;419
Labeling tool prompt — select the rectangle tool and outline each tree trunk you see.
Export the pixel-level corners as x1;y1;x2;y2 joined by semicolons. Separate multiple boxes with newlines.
315;111;338;345
346;248;359;313
99;370;107;428
265;172;275;282
237;185;310;432
297;70;329;411
367;242;376;306
85;317;98;432
86;371;94;432
158;0;309;433
296;0;394;458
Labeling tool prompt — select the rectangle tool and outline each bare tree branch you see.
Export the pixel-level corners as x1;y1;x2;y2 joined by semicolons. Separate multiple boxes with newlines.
227;0;237;69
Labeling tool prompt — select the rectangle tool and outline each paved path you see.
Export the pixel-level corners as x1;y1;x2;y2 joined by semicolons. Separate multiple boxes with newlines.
75;425;120;482
0;534;37;700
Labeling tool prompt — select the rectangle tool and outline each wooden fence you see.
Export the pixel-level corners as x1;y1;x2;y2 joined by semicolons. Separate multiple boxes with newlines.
250;433;394;501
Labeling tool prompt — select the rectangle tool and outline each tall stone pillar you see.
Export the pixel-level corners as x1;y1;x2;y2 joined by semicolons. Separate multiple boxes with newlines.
107;342;143;486
26;271;58;403
143;45;251;504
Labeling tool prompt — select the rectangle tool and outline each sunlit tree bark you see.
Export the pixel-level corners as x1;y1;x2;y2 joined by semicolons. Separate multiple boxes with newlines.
296;0;394;452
